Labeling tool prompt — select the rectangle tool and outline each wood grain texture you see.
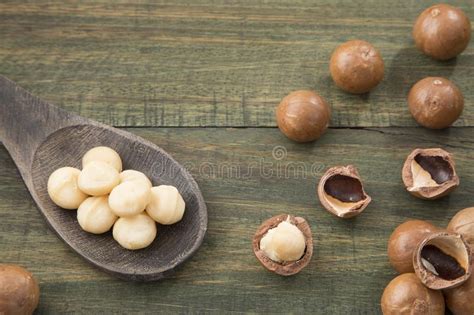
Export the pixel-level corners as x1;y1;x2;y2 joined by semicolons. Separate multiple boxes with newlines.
0;0;472;127
0;77;207;281
1;127;474;313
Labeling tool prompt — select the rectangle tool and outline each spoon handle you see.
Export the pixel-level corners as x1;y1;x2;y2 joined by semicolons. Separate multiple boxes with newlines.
0;76;84;183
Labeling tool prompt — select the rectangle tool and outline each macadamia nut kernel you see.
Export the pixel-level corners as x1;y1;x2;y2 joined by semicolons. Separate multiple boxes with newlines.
259;219;306;262
109;181;151;217
82;146;122;172
47;167;88;209
78;161;120;196
113;213;157;250
146;185;185;225
77;196;118;234
119;170;152;188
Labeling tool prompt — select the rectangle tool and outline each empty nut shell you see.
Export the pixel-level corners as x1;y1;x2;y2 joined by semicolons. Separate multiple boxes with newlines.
444;264;474;315
448;207;474;249
413;231;471;290
252;214;313;276
402;148;459;200
276;90;331;143
413;4;471;60
381;273;444;315
387;220;438;274
329;40;384;94
317;165;371;219
408;77;464;129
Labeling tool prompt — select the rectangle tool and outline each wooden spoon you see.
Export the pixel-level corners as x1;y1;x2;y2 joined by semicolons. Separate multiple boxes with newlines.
0;76;207;281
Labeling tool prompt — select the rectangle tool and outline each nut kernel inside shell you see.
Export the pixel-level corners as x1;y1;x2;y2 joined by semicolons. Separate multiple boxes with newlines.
318;166;371;218
252;214;313;276
414;232;471;290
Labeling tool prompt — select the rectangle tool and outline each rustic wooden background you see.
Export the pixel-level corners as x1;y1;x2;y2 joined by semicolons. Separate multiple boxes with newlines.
0;0;473;313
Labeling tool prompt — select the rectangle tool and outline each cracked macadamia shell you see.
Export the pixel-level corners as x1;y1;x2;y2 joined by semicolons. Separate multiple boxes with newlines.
387;220;438;274
329;40;384;94
408;77;464;129
448;207;474;249
0;264;40;315
82;146;122;172
402;148;459;200
381;273;444;315
413;231;471;290
413;4;471;60
317;165;371;219
276;90;331;143
252;214;313;276
445;265;474;315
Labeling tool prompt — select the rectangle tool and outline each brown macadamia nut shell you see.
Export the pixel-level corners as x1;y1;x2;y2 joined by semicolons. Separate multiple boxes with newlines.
253;214;313;276
276;90;331;143
330;40;384;94
0;264;40;315
413;4;471;60
402;148;459;200
408;77;464;129
448;207;474;250
444;264;474;315
413;232;471;290
387;220;438;274
317;165;371;219
381;273;444;315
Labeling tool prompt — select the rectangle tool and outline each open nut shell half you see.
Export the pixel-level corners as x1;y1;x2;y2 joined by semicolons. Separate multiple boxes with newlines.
317;165;371;219
252;214;313;276
413;231;471;290
402;148;459;200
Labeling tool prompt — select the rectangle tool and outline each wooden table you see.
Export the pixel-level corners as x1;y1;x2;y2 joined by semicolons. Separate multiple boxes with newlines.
1;1;473;313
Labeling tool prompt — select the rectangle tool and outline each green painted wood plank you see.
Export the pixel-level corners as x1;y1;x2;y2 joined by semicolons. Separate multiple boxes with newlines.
1;127;473;313
0;1;472;127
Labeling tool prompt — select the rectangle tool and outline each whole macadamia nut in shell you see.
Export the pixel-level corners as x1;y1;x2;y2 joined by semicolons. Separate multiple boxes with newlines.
78;161;120;196
77;196;118;234
276;90;331;143
413;4;471;60
408;77;464;129
445;267;474;315
330;40;384;94
447;207;474;249
381;273;444;315
146;185;185;225
47;167;88;209
0;264;40;315
113;213;157;250
387;220;438;274
82;146;122;172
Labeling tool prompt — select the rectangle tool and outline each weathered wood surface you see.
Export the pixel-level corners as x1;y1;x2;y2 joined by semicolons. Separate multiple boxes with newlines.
1;128;474;313
0;0;472;127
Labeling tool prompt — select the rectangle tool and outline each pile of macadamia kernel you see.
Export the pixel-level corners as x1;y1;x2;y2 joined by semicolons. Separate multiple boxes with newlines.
47;146;185;250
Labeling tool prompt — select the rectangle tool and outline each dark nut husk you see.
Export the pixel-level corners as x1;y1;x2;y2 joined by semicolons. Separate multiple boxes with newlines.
329;40;384;94
276;90;331;143
381;273;444;315
408;77;464;129
413;231;471;290
253;214;313;276
448;207;474;249
445;264;474;315
413;4;471;60
317;165;371;219
402;148;459;200
387;220;438;274
0;264;40;315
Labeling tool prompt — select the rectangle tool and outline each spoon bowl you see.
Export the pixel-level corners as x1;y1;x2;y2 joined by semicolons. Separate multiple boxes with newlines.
0;76;207;281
